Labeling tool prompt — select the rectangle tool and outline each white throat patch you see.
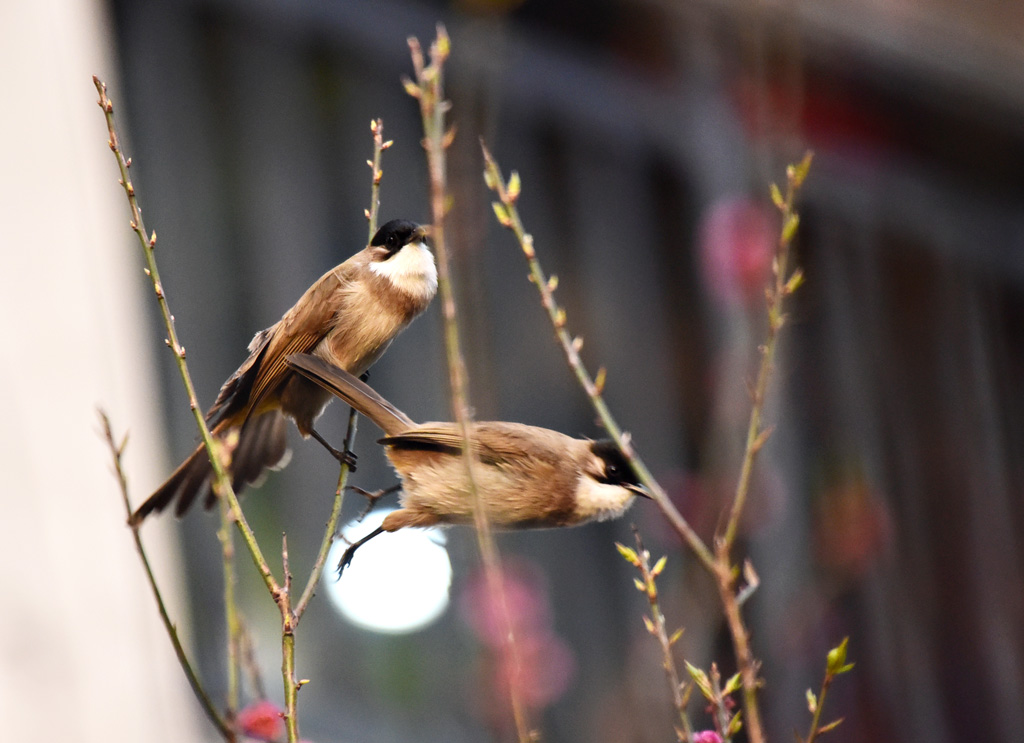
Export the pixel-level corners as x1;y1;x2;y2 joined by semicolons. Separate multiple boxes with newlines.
369;242;438;300
573;477;637;522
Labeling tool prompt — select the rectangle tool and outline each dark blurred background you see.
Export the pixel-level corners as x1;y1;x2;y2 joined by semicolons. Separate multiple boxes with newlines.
106;0;1024;741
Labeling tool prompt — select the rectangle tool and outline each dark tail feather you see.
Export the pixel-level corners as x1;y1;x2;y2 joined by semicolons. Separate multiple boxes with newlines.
285;353;414;435
205;411;291;509
130;412;291;525
130;443;211;525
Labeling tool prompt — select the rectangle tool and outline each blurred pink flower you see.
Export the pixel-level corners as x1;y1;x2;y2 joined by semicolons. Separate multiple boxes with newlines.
460;561;551;647
496;630;576;709
692;731;723;743
236;699;284;742
460;560;577;715
699;197;776;308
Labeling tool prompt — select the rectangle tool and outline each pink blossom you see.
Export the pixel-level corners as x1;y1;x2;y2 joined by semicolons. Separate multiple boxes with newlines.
692;731;723;743
236;699;284;742
459;562;551;647
699;196;775;308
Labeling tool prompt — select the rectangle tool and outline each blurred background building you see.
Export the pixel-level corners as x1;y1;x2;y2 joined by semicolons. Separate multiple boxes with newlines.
4;0;1024;741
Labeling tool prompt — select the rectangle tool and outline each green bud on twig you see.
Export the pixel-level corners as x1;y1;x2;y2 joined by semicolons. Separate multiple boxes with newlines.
781;213;800;246
684;662;713;701
492;201;512;227
615;542;640;566
826;637;853;676
507;170;521;201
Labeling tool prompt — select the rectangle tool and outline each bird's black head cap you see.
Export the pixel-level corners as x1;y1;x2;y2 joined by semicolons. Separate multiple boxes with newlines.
371;219;425;256
590;440;646;494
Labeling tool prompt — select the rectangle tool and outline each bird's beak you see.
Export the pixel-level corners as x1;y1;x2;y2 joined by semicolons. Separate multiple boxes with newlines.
627;483;652;499
413;224;432;243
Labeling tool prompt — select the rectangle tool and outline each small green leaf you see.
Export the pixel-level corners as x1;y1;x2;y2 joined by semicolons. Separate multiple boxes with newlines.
436;26;451;58
785;268;805;294
792;151;814;187
723;672;742;696
817;717;844;734
642;615;656;635
615;542;640;566
492;201;512;227
401;77;420;98
781;213;801;245
483;166;498;190
594;367;607;394
508;170;521;200
651;555;668;577
826;637;849;676
634;578;645;592
805;688;817;713
726;710;743;736
668;627;684;646
770;182;785;210
684;661;713;700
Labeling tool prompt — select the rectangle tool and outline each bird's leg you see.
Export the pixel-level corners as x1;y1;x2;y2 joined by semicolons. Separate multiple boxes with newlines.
310;427;357;470
347;484;402;522
337;526;385;577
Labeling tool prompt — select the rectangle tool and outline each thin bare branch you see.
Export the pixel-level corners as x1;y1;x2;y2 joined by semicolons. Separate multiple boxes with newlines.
98;410;235;742
409;29;533;742
482;144;716;573
93;75;280;596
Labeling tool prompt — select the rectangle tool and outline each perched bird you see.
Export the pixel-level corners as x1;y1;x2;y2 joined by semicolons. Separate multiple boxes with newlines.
284;353;649;573
131;219;437;525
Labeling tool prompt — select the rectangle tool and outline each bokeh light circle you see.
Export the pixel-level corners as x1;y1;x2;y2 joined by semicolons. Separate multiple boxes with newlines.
323;508;452;634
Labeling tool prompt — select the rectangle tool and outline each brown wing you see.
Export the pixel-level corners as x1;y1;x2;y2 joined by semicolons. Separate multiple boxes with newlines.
382;421;573;467
209;266;350;426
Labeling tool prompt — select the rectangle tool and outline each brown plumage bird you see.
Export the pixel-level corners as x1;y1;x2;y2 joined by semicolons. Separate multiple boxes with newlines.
131;219;436;525
284;353;649;573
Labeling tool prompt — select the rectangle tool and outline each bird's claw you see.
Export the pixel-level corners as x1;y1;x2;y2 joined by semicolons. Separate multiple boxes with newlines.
335;545;358;578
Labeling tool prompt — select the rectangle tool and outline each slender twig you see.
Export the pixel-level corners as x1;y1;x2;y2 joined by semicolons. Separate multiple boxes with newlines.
711;153;813;743
217;496;241;716
277;535;301;743
293;120;388;617
721;153;812;550
407;30;532;742
481;145;716;572
283;110;392;739
684;660;743;742
711;552;758;742
365;118;392;241
617;531;694;741
295;405;359;618
803;638;853;743
98;411;235;742
93;76;281;597
485;142;814;743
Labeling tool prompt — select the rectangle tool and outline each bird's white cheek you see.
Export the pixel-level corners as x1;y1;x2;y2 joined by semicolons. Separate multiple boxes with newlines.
573;478;636;522
370;243;438;300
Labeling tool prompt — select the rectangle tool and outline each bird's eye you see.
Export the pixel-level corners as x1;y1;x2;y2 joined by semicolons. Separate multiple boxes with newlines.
606;463;619;478
387;234;399;250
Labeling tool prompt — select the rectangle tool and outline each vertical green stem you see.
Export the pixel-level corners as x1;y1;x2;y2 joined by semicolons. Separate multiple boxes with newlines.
99;412;235;741
295;405;359;618
93;76;280;596
217;497;241;715
408;31;531;742
481;145;717;572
